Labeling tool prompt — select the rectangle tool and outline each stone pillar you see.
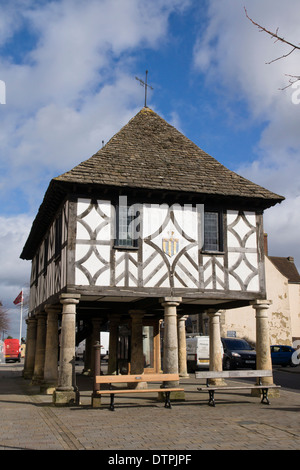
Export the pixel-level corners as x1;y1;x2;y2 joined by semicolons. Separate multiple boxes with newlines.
158;319;163;372
107;315;120;375
90;318;102;377
160;297;181;386
129;310;146;389
208;309;225;385
23;317;37;379
53;294;80;406
178;315;189;377
32;312;47;384
41;304;60;394
91;341;102;408
252;300;274;385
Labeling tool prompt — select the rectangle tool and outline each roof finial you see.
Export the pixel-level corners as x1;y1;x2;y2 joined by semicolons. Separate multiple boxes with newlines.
135;70;153;108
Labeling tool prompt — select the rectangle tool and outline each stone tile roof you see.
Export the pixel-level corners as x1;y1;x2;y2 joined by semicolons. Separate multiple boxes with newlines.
21;107;284;260
55;107;284;203
268;256;300;283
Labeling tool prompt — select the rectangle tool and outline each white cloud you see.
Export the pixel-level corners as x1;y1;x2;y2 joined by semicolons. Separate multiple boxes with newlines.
0;211;34;337
0;0;191;208
0;215;31;281
193;0;300;269
0;0;191;319
1;0;190;109
0;1;25;43
194;0;300;109
0;214;30;338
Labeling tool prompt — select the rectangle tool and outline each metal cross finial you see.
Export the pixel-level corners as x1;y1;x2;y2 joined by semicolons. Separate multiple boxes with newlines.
135;70;153;108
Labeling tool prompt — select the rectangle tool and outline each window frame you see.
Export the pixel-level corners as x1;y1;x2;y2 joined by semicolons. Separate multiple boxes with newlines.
114;203;139;250
203;210;224;253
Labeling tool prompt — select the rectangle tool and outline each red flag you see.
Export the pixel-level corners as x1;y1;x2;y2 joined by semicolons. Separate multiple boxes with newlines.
13;291;23;305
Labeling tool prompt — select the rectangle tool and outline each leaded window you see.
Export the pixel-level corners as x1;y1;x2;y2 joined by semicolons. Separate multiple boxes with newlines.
204;211;223;252
115;204;138;248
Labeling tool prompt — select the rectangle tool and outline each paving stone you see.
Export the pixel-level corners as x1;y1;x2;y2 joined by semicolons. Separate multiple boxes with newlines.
0;362;299;451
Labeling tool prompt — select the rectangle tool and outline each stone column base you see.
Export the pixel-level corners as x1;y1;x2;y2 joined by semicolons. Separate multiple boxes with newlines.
251;387;280;398
157;390;185;402
23;370;33;380
208;378;227;386
179;372;190;378
31;376;43;386
53;389;79;406
91;392;102;408
40;382;57;395
128;381;148;390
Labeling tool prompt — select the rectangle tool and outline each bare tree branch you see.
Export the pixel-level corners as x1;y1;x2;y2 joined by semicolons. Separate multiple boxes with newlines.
281;74;300;91
266;47;297;65
244;7;300;89
244;7;300;52
0;301;10;334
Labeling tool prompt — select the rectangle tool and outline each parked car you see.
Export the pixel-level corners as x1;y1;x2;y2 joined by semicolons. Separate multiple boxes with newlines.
271;345;297;367
221;337;256;370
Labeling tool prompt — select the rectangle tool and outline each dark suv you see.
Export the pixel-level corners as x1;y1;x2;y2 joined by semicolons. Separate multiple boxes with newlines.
221;338;256;370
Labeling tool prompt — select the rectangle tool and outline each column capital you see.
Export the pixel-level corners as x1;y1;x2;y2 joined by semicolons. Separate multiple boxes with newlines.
251;299;272;310
159;297;182;307
129;310;146;317
178;314;188;321
92;317;103;327
45;304;61;314
36;311;47;319
207;308;221;316
108;314;121;329
60;293;80;306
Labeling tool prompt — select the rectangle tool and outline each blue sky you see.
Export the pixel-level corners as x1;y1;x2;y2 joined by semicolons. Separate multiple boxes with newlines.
1;0;300;338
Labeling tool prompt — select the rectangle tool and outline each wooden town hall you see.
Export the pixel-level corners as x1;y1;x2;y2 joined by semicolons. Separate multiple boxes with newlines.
21;106;284;405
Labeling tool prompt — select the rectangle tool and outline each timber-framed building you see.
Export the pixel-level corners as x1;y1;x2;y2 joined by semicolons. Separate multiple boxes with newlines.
21;107;284;404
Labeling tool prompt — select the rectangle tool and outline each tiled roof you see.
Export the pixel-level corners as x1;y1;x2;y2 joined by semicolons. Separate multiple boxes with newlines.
21;107;284;259
268;256;300;283
55;107;284;202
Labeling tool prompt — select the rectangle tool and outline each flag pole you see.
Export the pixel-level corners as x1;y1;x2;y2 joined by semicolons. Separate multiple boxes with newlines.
19;289;23;344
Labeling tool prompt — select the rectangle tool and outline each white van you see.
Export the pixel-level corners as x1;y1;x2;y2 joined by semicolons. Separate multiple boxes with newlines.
186;335;210;371
100;331;109;359
186;335;224;371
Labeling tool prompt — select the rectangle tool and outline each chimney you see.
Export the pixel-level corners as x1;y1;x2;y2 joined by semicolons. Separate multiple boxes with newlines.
264;233;268;256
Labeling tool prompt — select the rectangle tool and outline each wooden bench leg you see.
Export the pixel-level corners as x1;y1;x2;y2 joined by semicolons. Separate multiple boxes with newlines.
261;388;270;405
208;390;215;407
109;393;115;411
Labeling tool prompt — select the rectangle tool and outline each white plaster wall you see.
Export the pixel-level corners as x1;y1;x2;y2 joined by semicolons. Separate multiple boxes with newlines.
73;199;263;295
265;257;293;345
222;256;296;345
289;283;300;340
221;305;255;343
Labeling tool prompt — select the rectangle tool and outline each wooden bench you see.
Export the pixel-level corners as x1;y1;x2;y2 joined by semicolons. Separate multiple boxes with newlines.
195;370;280;407
94;373;184;411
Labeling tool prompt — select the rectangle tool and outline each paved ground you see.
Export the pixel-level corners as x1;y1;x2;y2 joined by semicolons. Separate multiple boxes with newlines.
0;361;299;453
